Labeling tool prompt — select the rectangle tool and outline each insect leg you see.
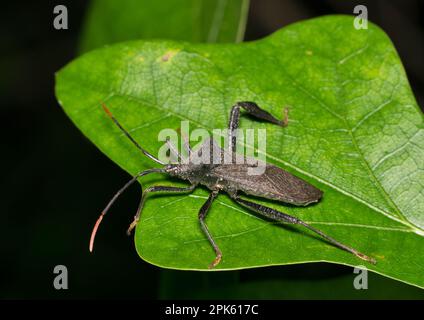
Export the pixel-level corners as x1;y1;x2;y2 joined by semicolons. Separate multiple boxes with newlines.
166;137;186;163
228;101;288;153
89;168;165;252
232;196;376;264
177;127;192;159
198;191;222;269
127;184;197;235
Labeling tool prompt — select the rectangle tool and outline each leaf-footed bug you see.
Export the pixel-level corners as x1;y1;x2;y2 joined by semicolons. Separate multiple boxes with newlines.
89;102;376;268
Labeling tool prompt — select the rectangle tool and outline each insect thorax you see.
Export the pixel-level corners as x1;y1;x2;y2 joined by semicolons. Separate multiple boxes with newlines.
165;163;215;185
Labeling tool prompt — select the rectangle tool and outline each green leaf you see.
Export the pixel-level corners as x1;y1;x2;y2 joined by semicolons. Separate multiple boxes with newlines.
56;15;424;288
79;0;250;53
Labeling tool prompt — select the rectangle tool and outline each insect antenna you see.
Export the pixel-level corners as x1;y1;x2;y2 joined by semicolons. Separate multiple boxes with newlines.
89;169;165;252
102;103;165;165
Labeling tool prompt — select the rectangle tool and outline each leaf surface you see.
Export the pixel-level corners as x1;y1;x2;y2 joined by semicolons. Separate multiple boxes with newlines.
56;16;424;288
79;0;249;53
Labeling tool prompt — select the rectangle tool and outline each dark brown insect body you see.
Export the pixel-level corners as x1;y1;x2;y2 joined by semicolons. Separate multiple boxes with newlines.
166;142;323;205
90;102;375;268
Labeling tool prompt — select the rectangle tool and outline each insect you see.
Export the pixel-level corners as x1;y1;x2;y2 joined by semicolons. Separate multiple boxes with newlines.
89;101;376;267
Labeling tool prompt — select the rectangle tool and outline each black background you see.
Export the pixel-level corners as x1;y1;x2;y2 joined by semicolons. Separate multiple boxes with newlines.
1;0;423;299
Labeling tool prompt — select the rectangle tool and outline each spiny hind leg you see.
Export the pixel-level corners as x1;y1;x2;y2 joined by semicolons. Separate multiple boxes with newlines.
231;194;376;264
228;102;288;152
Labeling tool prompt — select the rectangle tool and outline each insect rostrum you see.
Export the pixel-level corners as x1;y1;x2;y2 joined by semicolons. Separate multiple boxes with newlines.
89;101;376;268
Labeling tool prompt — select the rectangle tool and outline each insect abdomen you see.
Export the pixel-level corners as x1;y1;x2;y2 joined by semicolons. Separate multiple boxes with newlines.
211;164;323;206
